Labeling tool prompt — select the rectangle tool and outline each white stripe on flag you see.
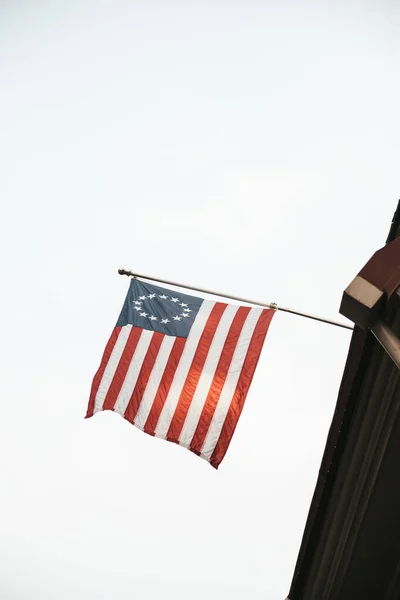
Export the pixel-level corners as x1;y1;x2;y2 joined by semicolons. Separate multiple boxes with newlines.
178;303;239;448
154;300;216;439
94;325;132;413
200;308;263;460
113;329;154;416
133;334;176;430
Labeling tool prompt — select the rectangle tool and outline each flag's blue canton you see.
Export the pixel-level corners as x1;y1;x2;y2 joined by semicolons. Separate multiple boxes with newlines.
116;279;204;339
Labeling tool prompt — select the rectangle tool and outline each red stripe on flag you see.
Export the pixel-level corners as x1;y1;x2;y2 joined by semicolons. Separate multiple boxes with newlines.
124;331;165;424
86;327;121;418
210;309;274;469
189;306;251;454
166;302;228;443
143;337;187;436
102;327;143;411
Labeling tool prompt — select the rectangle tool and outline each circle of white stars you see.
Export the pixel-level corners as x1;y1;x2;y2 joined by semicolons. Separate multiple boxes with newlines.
132;292;193;324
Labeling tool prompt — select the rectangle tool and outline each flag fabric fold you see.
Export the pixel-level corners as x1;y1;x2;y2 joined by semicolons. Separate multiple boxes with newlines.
86;279;274;468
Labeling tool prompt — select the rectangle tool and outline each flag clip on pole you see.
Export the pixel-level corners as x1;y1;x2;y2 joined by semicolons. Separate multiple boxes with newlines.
118;269;354;331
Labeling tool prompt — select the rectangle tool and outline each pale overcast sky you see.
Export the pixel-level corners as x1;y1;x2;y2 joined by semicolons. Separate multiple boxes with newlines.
1;2;399;599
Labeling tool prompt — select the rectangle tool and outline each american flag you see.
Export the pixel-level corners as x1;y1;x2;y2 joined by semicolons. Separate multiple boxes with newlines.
86;279;274;468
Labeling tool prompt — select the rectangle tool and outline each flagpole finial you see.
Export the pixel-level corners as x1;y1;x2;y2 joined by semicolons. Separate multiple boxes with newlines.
118;269;135;277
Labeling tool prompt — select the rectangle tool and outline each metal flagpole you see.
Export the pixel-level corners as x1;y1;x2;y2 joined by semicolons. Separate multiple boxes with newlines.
118;269;354;331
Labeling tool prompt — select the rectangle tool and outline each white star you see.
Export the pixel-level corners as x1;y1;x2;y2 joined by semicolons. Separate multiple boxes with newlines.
148;294;156;299
183;308;192;313
180;303;188;307
181;312;189;318
139;295;146;301
133;306;142;311
173;316;182;321
149;315;157;321
139;312;148;317
171;297;179;303
161;318;170;324
134;300;142;305
159;294;168;299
